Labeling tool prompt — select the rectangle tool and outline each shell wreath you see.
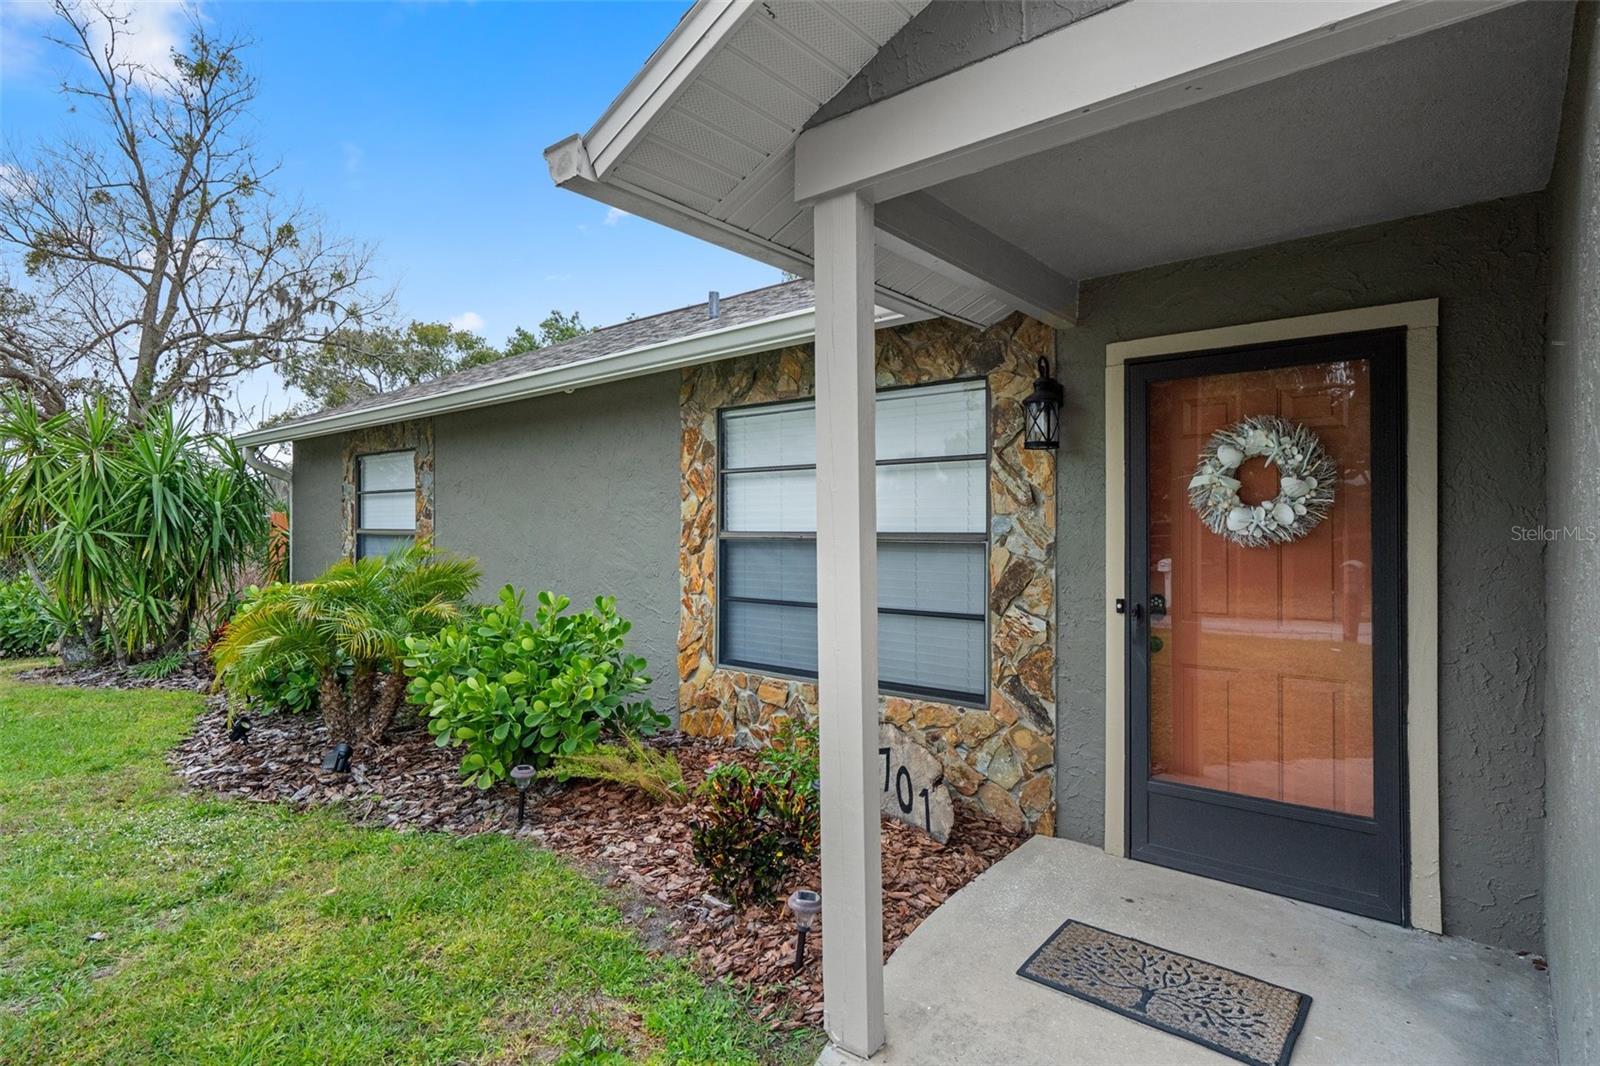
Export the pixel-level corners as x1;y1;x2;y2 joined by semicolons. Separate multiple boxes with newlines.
1187;415;1337;547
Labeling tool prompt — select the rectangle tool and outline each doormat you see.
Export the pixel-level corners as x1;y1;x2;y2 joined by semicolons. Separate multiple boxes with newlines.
1017;920;1312;1066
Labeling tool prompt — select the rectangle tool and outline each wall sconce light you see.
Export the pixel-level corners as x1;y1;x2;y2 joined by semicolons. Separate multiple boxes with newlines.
787;889;821;971
510;764;536;827
1023;356;1064;450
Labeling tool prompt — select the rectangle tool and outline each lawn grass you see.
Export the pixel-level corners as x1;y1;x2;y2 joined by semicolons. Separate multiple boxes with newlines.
0;664;817;1065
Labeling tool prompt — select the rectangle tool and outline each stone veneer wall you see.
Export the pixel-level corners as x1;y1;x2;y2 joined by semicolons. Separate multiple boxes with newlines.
676;314;1058;834
339;419;435;560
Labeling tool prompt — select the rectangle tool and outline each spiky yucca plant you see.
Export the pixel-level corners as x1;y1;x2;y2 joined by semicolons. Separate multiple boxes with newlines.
213;542;479;746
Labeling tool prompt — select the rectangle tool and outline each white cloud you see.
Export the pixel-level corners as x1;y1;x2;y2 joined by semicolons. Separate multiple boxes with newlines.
0;164;29;200
450;310;485;332
2;1;192;89
603;206;630;226
88;1;191;88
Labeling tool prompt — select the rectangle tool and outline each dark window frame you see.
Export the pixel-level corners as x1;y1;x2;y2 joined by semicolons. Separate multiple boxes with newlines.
714;379;991;707
355;448;418;560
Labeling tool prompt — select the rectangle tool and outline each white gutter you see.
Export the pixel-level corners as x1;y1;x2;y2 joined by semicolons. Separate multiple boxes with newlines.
234;304;908;447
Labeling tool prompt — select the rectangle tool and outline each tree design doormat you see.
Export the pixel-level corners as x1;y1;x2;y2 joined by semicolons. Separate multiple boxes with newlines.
1017;920;1312;1066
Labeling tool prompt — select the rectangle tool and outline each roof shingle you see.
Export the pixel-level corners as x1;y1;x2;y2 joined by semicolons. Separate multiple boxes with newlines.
262;280;813;436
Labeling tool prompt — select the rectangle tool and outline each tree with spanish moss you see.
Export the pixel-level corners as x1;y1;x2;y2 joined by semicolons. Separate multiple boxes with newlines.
0;1;385;428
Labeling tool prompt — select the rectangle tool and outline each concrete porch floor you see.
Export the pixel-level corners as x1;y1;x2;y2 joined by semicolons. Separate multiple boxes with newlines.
825;837;1554;1065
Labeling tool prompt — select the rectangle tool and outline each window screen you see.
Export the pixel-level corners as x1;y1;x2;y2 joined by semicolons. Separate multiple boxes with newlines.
356;450;416;560
717;380;987;704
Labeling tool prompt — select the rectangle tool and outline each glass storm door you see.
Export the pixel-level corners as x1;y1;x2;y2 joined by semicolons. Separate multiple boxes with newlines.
1126;330;1407;924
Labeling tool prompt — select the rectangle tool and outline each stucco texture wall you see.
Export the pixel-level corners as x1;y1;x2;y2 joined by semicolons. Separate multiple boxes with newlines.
289;434;344;582
1542;5;1600;1060
429;373;682;711
1054;196;1550;950
288;371;683;712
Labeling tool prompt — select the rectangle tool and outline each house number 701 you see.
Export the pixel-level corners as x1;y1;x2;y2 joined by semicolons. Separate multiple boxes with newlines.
880;746;933;835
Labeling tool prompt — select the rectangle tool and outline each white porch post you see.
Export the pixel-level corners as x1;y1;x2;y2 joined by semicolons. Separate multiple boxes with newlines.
813;189;885;1058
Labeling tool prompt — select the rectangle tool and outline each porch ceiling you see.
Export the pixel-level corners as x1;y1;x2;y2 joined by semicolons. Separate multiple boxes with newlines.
924;0;1575;282
551;2;1575;334
545;0;1017;327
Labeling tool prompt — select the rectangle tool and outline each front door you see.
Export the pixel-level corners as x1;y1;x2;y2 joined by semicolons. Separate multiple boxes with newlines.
1126;330;1407;924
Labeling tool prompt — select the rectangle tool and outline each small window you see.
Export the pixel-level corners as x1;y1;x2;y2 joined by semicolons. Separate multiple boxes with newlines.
356;450;416;559
717;380;988;705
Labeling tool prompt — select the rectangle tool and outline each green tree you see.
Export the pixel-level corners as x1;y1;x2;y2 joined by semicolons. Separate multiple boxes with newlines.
498;311;590;360
281;321;497;410
0;390;271;661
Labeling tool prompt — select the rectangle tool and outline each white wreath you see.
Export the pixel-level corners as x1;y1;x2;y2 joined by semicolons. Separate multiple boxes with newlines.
1187;415;1337;547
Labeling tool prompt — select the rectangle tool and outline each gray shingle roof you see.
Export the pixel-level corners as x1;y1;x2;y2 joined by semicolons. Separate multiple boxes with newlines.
261;280;814;437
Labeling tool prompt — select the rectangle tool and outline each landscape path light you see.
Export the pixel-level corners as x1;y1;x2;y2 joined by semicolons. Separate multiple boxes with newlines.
510;764;536;827
787;889;821;971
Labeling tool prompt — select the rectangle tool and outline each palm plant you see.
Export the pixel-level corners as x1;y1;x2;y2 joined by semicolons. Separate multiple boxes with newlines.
0;392;272;661
213;542;479;747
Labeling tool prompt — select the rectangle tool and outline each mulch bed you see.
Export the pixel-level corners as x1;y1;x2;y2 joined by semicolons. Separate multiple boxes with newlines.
16;657;214;693
135;692;1025;1028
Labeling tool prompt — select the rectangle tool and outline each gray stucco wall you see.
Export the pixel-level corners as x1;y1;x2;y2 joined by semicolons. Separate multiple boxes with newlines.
808;1;1124;127
1542;5;1600;1061
289;434;344;582
430;372;682;712
287;370;683;713
1053;196;1550;951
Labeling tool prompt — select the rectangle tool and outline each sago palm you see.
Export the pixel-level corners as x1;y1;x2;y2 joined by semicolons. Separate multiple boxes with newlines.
214;542;479;747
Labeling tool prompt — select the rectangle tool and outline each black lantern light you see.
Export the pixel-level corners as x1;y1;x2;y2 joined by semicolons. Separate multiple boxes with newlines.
1022;356;1064;450
787;889;821;971
509;764;536;827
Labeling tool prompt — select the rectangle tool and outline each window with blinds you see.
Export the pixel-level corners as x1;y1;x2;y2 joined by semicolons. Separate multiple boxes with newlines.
356;450;417;559
717;379;988;705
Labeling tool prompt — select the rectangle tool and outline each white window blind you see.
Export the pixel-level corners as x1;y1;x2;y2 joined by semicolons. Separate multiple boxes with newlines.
717;380;988;703
356;450;417;560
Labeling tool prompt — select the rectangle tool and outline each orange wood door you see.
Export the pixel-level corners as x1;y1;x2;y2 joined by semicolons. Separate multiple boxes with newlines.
1146;359;1374;817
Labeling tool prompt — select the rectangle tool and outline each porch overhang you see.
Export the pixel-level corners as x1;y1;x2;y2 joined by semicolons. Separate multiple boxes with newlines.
546;1;1577;1059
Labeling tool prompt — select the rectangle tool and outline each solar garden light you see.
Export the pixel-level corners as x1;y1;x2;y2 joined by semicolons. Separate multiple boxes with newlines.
320;741;352;773
787;889;821;971
1023;355;1064;450
509;764;536;827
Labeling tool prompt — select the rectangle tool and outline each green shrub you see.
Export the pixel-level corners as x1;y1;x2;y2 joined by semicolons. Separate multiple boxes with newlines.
404;587;667;788
689;764;792;907
130;649;186;680
689;722;820;905
0;576;58;657
548;734;687;805
213;544;480;745
757;721;821;863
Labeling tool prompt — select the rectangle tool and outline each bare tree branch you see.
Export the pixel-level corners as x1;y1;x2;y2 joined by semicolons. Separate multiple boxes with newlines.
0;0;391;428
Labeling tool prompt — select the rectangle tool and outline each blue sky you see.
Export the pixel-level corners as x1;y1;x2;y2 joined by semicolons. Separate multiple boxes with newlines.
0;1;783;422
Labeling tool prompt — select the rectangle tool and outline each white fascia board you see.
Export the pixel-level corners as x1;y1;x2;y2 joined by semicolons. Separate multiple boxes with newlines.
582;0;755;178
234;305;907;448
545;138;973;327
794;0;1524;202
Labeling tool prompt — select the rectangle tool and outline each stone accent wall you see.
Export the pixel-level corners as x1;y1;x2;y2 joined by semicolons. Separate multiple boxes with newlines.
677;315;1058;834
339;419;435;560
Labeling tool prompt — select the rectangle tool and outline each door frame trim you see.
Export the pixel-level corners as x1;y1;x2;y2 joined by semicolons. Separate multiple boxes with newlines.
1102;299;1441;933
